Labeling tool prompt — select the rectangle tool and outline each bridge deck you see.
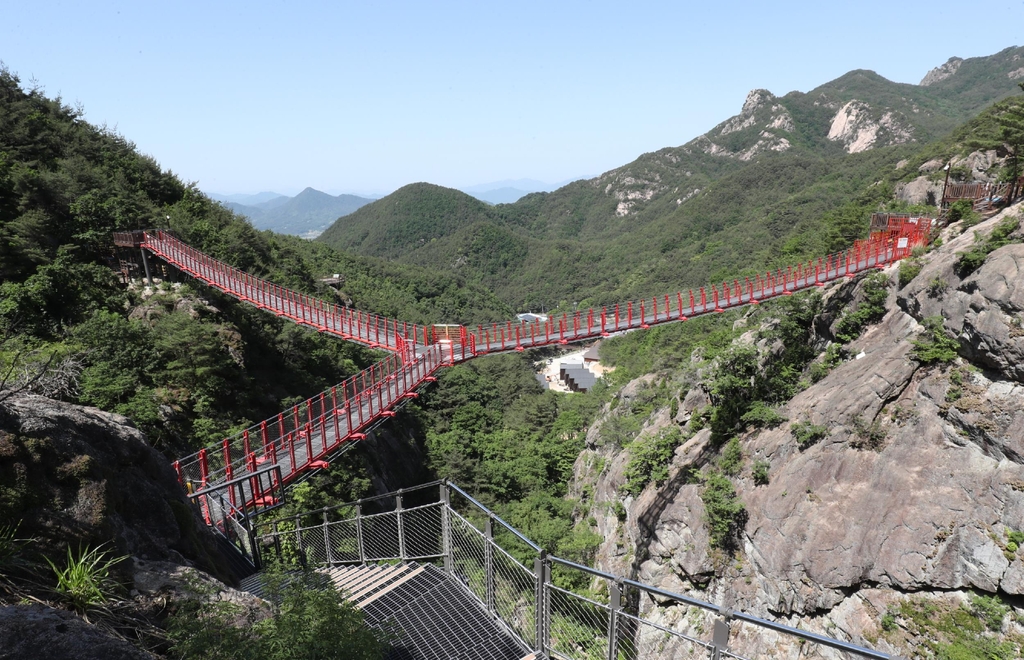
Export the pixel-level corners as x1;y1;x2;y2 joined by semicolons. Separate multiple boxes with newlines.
113;222;929;516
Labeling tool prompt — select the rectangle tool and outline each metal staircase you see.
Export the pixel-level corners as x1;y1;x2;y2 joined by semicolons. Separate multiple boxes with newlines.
236;481;903;660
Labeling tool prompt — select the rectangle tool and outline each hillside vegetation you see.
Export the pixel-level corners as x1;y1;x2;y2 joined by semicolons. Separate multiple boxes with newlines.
0;67;508;459
318;46;1024;313
4;46;1024;659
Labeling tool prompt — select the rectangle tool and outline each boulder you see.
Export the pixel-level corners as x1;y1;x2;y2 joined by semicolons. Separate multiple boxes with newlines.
0;605;152;660
0;394;232;582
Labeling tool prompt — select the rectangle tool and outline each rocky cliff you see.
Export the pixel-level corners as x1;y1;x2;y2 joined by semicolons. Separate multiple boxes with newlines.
576;203;1024;656
0;393;249;658
0;385;429;657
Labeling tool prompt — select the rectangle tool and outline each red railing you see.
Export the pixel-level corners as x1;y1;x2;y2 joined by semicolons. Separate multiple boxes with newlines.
116;219;930;510
174;343;446;500
115;230;429;355
464;225;930;356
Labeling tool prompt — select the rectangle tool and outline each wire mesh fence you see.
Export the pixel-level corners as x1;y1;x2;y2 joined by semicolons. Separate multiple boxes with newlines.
402;502;443;559
449;510;489;604
361;511;401;561
547;586;610;660
491;542;537;648
617;610;714;660
248;481;897;660
326;518;361;563
297;523;328;566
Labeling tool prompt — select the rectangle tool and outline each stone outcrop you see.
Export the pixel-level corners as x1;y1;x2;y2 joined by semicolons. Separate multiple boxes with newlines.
0;394;231;578
576;204;1024;656
895;175;944;206
920;57;963;86
0;604;153;660
827;101;914;153
0;394;243;658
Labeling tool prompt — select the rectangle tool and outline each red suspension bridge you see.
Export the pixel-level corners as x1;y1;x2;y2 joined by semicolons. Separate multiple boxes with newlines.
113;215;931;516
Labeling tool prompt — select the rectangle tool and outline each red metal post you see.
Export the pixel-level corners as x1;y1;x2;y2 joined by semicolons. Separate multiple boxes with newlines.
198;449;209;486
222;438;231;477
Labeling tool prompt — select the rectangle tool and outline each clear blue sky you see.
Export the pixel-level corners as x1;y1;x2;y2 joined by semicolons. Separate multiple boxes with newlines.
3;1;1021;196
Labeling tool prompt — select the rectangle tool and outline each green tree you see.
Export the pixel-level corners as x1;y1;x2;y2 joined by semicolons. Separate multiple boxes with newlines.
998;84;1024;200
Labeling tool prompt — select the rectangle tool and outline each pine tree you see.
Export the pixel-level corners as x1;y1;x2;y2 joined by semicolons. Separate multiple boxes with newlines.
998;83;1024;201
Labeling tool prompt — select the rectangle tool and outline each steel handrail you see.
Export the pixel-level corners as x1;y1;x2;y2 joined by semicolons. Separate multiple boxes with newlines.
447;482;542;552
257;480;899;659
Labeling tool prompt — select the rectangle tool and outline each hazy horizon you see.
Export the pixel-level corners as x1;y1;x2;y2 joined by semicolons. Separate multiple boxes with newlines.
4;1;1019;194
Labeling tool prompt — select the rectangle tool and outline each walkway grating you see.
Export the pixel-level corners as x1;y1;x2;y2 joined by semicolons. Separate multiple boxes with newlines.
240;562;530;660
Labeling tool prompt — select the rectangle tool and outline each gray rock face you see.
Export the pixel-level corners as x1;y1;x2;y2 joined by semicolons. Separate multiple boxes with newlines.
0;393;231;581
0;605;152;660
896;175;944;206
576;204;1024;655
898;214;1024;383
920;57;963;86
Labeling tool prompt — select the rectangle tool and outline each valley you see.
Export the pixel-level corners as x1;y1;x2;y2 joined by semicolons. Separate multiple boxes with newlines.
4;45;1024;658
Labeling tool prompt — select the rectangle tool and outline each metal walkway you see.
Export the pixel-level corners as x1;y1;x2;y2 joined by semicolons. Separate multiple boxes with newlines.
241;562;530;660
237;480;903;660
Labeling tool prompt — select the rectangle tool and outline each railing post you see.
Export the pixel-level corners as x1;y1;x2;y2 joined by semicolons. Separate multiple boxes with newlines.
440;482;452;575
711;607;732;660
323;509;333;566
356;500;366;564
272;520;282;562
295;514;305;568
607;578;622;660
249;515;262;570
140;247;154;287
534;550;550;655
485;515;496;614
396;489;406;561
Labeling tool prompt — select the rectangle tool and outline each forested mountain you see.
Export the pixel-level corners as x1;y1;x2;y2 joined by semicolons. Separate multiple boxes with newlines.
223;187;374;238
0;66;508;458
318;46;1024;312
4;46;1024;659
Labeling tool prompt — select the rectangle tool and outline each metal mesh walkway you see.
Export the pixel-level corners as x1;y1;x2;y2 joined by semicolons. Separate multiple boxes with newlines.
244;481;901;660
240;562;530;660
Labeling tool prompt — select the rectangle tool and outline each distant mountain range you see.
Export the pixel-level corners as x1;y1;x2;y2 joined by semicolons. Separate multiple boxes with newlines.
210;188;375;238
208;191;288;206
209;178;590;233
318;45;1024;309
458;177;590;204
